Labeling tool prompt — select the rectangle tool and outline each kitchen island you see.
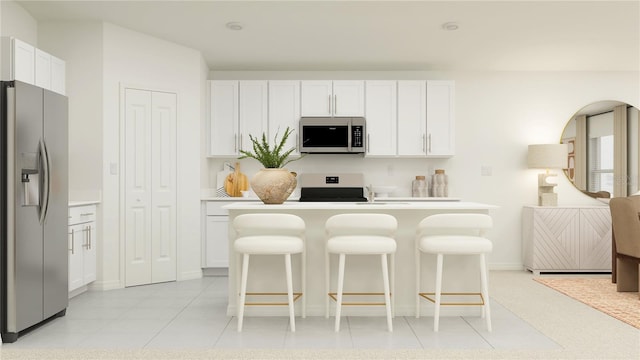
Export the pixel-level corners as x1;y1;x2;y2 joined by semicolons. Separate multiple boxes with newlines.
223;201;498;318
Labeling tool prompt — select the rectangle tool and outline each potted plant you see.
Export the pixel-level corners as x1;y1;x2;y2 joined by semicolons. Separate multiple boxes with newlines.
239;127;302;204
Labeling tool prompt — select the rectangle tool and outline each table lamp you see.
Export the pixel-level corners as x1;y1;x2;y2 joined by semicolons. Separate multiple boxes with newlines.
527;144;569;206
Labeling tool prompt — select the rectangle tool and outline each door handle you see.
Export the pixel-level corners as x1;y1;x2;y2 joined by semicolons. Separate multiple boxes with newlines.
70;228;75;254
38;139;51;224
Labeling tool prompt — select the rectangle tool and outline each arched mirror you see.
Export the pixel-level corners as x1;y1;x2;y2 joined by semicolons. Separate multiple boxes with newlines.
561;101;640;199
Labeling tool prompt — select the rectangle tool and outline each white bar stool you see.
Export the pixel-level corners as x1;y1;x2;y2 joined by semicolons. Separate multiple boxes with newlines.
324;213;397;332
233;213;306;332
415;213;493;332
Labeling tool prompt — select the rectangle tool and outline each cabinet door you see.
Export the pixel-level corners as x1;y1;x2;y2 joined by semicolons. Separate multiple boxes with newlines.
268;81;301;156
301;80;332;117
532;208;580;270
50;55;66;95
13;38;35;84
210;80;239;156
205;216;229;268
579;208;612;270
365;81;397;156
333;81;365;117
34;49;51;90
397;81;427;156
82;222;97;284
68;224;84;291
426;80;455;157
239;81;268;152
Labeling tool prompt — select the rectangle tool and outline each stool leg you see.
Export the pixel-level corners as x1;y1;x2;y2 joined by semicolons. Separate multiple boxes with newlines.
335;253;346;332
434;253;443;332
390;253;395;318
325;249;330;319
237;253;250;332
302;248;307;319
381;253;393;332
415;248;421;319
285;253;296;332
480;253;492;332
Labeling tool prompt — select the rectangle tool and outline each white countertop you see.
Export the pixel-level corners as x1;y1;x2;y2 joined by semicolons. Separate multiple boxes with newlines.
201;196;459;202
223;201;496;210
69;200;101;207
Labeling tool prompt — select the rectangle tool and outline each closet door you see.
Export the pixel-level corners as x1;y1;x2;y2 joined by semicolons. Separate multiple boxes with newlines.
124;88;177;287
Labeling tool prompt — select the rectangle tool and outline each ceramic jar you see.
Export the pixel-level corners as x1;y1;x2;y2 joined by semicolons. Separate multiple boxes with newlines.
431;169;448;197
412;176;428;197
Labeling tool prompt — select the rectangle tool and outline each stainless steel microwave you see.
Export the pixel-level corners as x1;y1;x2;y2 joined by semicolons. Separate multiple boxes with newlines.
299;117;366;154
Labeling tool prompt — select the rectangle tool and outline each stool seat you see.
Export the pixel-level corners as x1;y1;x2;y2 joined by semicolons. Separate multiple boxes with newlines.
235;236;304;254
419;235;492;254
327;236;397;254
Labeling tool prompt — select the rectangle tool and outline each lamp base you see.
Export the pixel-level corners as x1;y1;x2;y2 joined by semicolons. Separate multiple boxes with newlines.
538;173;558;206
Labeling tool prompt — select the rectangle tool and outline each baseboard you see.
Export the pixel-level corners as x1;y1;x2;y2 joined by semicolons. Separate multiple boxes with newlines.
203;268;229;276
179;269;203;281
89;279;122;291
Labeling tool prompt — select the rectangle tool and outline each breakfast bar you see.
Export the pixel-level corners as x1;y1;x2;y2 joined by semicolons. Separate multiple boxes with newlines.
223;201;498;318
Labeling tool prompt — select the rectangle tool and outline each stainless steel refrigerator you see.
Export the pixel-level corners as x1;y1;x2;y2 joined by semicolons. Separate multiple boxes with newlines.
1;80;68;343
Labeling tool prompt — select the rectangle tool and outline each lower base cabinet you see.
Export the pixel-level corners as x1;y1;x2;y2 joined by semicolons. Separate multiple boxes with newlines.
68;204;97;292
202;201;229;268
522;206;612;274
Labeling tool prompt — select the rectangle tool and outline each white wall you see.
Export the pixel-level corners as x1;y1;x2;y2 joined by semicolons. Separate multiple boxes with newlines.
206;70;640;269
38;21;103;201
101;23;204;289
0;0;37;44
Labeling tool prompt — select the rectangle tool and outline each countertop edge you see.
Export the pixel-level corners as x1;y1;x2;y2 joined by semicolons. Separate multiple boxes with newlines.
69;200;101;207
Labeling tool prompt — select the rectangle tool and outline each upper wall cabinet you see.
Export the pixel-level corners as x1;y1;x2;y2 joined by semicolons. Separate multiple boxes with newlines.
365;81;397;156
397;80;427;156
268;81;301;156
1;37;66;95
209;80;268;157
301;80;364;117
426;81;455;157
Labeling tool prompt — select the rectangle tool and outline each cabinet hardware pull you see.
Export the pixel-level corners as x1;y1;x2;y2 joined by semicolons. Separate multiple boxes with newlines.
334;95;337;114
428;133;432;153
234;133;237;152
88;225;92;250
70;228;75;254
422;134;425;152
367;134;370;153
80;212;94;216
328;94;331;114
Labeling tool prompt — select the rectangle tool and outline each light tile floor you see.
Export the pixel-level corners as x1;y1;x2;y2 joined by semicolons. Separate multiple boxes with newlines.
3;274;560;350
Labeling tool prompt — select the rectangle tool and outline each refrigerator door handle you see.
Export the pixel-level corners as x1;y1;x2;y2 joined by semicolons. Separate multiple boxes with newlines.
38;138;51;224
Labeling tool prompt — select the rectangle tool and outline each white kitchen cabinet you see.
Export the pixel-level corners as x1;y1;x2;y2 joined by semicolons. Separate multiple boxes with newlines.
268;80;301;155
202;201;229;268
209;80;239;156
239;80;268;152
365;80;397;156
1;37;66;95
426;80;455;157
522;206;612;275
209;80;267;156
301;80;364;117
68;204;97;294
1;37;35;85
397;81;427;156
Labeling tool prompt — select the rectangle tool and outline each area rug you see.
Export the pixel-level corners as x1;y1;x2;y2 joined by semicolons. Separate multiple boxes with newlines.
534;277;640;329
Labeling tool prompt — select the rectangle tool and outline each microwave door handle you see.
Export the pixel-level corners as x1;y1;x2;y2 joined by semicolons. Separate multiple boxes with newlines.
347;120;352;152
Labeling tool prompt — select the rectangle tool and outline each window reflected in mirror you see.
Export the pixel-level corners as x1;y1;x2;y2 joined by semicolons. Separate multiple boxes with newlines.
561;101;640;199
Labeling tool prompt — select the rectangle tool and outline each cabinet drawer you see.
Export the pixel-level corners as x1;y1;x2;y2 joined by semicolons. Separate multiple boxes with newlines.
69;205;97;225
206;201;230;216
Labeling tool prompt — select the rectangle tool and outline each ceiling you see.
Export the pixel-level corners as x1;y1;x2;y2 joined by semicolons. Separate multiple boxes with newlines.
17;0;640;72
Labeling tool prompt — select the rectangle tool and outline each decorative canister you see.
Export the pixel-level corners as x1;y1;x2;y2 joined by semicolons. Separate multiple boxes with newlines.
432;169;448;197
412;176;428;197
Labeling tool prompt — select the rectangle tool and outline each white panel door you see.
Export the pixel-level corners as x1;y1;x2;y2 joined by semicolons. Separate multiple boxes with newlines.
268;81;300;156
239;81;268;152
50;55;66;95
150;91;177;283
397;81;427;156
68;224;84;291
205;216;229;268
125;88;177;287
365;81;397;156
125;89;153;287
34;49;51;90
301;80;332;117
426;80;455;157
13;38;35;84
332;80;365;117
82;222;97;284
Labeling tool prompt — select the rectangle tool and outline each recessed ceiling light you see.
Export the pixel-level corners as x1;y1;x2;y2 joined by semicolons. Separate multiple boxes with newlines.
441;22;459;31
226;22;243;31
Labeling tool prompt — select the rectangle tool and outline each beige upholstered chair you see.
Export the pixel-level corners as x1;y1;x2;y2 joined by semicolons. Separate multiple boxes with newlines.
609;196;640;296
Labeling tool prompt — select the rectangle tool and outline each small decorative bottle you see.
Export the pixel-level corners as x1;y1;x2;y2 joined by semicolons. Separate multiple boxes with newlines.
412;176;428;197
432;169;448;197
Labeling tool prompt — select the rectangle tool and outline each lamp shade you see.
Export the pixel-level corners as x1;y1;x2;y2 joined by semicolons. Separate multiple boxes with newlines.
527;144;569;169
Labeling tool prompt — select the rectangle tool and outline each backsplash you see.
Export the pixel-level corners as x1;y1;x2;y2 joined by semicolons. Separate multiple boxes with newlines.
206;155;451;198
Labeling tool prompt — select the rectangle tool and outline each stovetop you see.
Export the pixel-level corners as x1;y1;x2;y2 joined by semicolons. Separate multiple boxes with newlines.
298;173;367;202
